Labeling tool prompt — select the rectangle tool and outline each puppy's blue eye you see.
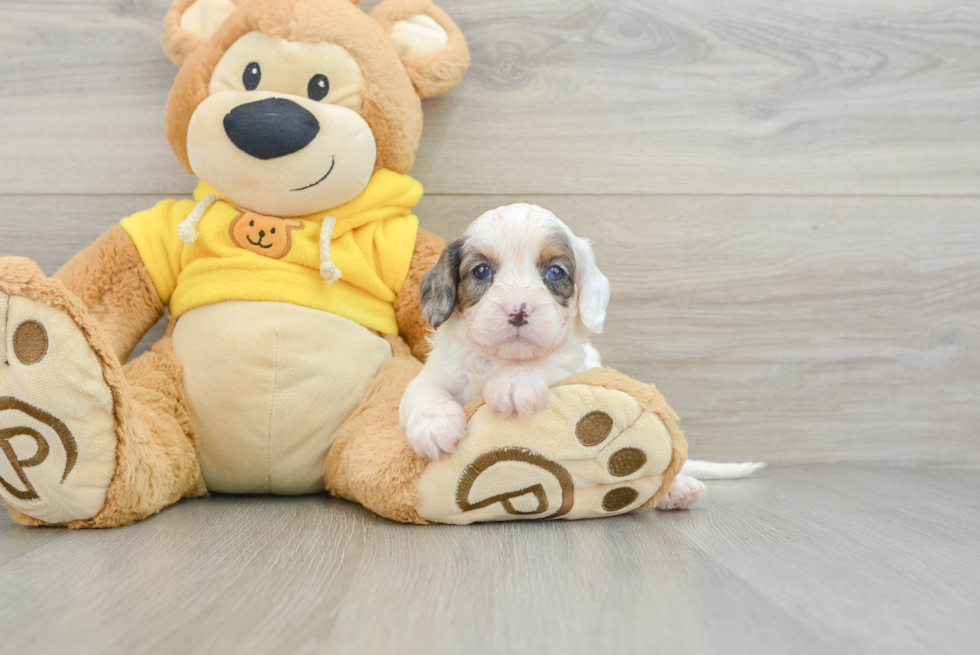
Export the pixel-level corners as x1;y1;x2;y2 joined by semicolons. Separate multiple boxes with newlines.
547;266;565;281
474;264;492;280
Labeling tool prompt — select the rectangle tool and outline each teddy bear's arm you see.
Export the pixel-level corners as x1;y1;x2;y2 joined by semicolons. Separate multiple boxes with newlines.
394;227;445;362
54;226;165;363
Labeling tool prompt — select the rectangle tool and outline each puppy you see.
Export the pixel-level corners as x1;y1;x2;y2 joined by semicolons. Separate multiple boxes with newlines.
399;203;609;460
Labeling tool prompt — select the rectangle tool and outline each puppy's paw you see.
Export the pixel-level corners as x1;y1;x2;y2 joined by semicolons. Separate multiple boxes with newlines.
482;374;515;417
484;368;549;419
656;475;706;511
513;373;549;419
406;400;468;460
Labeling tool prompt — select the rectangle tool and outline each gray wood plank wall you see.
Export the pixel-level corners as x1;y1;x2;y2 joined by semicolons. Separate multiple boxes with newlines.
0;0;977;465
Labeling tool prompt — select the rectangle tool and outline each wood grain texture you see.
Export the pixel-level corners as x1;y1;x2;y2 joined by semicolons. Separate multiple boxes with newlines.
0;465;977;654
1;0;979;195
2;3;978;653
4;193;977;465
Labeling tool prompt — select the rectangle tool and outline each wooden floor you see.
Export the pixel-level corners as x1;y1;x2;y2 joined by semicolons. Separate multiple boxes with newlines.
0;465;977;655
1;0;979;653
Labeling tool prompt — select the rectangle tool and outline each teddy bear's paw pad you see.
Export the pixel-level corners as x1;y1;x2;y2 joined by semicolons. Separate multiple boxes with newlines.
0;289;117;524
415;384;676;524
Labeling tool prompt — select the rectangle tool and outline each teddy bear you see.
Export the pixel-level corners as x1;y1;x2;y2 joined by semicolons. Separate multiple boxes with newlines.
0;0;688;527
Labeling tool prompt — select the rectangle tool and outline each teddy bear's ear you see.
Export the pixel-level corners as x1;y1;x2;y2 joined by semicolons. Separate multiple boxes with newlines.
163;0;242;66
372;0;470;98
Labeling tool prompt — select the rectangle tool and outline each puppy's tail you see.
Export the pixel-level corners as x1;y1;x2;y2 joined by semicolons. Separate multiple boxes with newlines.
681;460;766;480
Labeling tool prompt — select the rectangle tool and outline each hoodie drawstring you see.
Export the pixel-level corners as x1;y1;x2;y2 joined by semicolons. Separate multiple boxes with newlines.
177;195;221;244
319;215;342;284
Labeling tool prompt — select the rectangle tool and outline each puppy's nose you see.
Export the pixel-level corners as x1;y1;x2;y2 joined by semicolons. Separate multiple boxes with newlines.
258;230;266;238
224;98;320;160
508;303;530;327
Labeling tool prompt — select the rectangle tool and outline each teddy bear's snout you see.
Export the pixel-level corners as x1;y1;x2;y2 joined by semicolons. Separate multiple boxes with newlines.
223;97;320;161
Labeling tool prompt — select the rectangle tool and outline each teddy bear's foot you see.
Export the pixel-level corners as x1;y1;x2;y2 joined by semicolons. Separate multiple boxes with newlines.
0;258;119;524
414;369;688;524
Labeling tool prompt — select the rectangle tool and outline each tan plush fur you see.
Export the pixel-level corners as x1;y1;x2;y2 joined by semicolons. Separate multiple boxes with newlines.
325;352;431;524
162;0;210;67
72;337;207;529
54;226;164;364
0;258;204;529
164;0;468;176
371;0;471;98
394;227;444;361
325;221;441;519
379;331;415;359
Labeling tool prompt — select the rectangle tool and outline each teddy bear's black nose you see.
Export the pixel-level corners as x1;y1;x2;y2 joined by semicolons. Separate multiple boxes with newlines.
223;98;320;160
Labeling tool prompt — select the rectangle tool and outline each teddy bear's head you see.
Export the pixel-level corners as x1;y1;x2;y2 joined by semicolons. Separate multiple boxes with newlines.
162;0;468;216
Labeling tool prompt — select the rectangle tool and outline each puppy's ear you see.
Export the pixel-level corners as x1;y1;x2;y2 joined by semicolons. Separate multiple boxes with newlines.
571;235;611;334
163;0;240;66
372;0;470;98
420;237;464;329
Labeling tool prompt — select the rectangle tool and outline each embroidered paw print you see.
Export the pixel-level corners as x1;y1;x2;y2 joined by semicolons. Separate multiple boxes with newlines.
575;410;647;511
229;211;304;259
415;383;678;524
0;265;118;523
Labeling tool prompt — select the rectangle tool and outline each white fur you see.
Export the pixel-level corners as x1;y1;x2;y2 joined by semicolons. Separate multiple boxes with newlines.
401;204;607;459
655;475;706;510
681;460;766;480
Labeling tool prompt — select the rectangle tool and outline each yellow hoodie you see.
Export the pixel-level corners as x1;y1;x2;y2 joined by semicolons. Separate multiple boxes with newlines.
121;169;421;334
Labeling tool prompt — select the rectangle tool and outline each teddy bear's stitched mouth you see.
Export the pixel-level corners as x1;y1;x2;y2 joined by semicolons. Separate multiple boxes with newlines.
291;155;336;192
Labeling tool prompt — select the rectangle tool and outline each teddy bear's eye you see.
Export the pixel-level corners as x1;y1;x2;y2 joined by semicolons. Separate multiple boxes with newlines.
243;62;261;91
249;220;254;227
271;228;276;235
307;74;330;101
